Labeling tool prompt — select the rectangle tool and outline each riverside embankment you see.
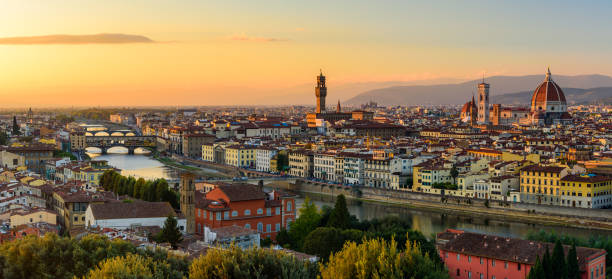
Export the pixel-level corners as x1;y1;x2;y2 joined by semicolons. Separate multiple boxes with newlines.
268;180;612;234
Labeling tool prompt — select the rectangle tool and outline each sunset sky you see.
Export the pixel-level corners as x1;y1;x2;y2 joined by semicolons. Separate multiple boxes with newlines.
1;0;612;107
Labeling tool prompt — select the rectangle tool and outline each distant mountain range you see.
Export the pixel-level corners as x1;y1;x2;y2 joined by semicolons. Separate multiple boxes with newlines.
491;87;612;105
345;74;612;106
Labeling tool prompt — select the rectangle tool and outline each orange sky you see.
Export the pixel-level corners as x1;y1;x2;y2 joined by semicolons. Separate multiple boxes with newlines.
1;1;612;107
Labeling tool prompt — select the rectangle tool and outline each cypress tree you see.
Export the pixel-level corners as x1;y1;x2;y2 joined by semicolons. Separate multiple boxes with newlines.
158;214;183;249
327;194;351;229
551;240;567;279
528;256;546;279
566;244;580;279
11;116;20;136
542;247;553;279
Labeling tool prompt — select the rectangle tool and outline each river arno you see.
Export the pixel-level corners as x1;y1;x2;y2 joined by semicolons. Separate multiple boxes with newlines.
92;153;612;240
293;192;612;240
87;153;181;181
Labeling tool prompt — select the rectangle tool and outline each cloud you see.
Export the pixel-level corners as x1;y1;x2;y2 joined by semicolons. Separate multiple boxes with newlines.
0;33;155;45
226;33;288;42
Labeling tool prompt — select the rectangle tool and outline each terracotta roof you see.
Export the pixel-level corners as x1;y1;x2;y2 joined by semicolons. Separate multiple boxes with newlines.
561;174;611;183
89;201;175;220
215;184;267;202
521;165;567;173
530;70;567;108
211;225;258;239
437;230;606;272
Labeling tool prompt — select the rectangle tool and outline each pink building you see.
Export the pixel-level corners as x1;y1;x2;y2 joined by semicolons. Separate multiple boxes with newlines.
437;229;606;279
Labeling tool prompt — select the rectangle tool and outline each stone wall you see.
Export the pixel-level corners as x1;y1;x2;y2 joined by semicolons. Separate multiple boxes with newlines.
268;180;612;222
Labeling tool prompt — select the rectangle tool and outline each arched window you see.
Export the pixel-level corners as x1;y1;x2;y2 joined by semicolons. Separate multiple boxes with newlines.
257;208;263;215
232;210;238;217
244;209;251;216
245;223;251;229
286;201;292;212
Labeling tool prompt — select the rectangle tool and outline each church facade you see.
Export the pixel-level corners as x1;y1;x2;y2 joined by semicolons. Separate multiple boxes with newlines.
460;68;571;127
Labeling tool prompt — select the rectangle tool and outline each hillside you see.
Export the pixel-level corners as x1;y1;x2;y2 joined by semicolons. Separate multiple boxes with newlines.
491;87;612;105
345;74;612;106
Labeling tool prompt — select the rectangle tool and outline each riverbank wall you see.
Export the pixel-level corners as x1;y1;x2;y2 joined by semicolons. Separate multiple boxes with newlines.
269;179;612;230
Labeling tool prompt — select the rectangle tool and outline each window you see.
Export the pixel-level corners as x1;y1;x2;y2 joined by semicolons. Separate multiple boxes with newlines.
275;207;280;215
267;208;271;216
224;211;229;220
245;224;251;229
257;208;263;215
257;222;263;232
276;223;280;232
457;269;460;276
266;224;271;232
216;212;221;220
468;255;471;262
232;210;238;217
457;254;460;261
480;274;483;279
468;271;472;278
504;261;508;269
287;201;292;211
492;259;495;267
518;263;521;270
480;257;483;264
492;276;496;279
244;209;251;216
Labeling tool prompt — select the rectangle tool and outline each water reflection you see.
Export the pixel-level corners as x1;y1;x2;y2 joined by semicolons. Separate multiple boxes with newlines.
293;192;612;240
87;153;179;181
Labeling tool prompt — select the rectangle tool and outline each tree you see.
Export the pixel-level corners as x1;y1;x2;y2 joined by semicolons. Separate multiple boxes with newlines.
450;165;459;185
319;237;449;279
154;179;170;201
551;240;567;279
189;245;317;279
11;116;20;136
528;256;546;279
276;228;292;248
542;247;553;278
158;214;183;249
0;233;188;279
302;227;345;260
288;196;321;250
566;244;580;279
133;178;146;198
85;253;153;279
0;131;8;145
327;194;350;229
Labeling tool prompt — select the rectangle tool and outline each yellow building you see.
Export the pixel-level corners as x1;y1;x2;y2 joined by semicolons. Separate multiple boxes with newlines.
560;174;612;208
224;145;256;168
10;208;57;228
520;165;568;205
53;190;109;230
76;168;106;186
501;151;540;164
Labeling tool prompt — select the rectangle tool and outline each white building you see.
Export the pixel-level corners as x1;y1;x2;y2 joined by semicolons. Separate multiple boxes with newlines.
203;225;260;249
256;147;278;173
342;153;367;186
85;201;186;232
314;152;337;182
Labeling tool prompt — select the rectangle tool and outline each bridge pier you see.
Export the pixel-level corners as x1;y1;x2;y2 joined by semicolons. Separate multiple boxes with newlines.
100;147;108;155
127;147;136;155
